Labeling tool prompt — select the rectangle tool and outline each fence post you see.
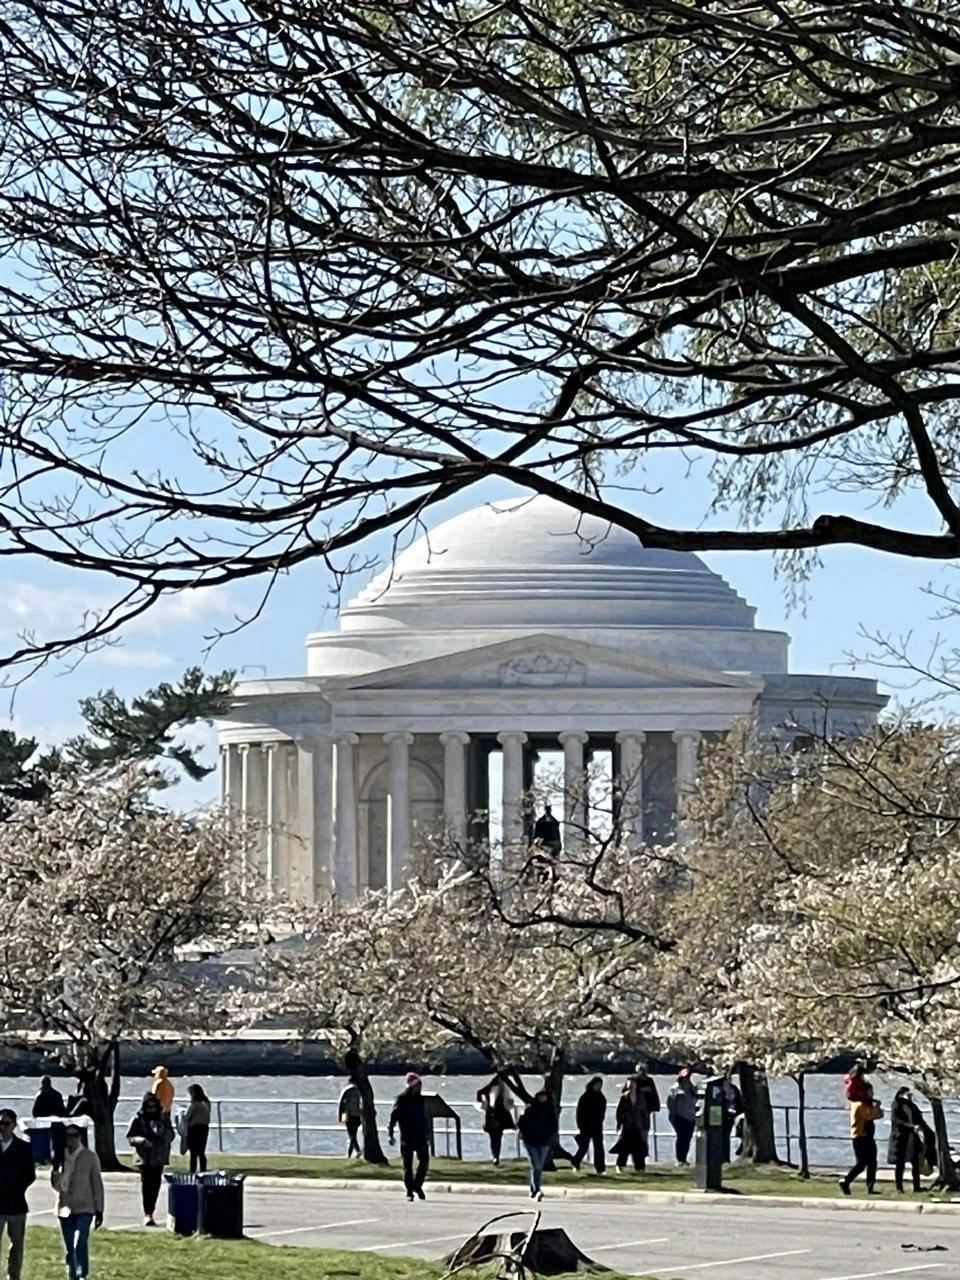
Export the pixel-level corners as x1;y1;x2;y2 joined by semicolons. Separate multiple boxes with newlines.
216;1100;223;1152
784;1105;792;1166
295;1101;301;1154
652;1122;658;1163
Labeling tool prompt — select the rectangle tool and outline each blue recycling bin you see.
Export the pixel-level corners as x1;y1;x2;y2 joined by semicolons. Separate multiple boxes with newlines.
197;1172;245;1239
164;1173;200;1236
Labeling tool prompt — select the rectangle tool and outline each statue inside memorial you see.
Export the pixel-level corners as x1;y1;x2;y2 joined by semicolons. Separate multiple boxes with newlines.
532;804;562;857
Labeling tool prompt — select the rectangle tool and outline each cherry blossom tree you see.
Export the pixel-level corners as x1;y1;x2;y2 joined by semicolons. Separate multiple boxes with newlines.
255;886;444;1165
685;720;960;1184
259;858;662;1164
0;762;254;1167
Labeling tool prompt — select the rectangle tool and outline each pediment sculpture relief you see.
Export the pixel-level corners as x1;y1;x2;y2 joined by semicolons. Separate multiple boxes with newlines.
498;652;587;687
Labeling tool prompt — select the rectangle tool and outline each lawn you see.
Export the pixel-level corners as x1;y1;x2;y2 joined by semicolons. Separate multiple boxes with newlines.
20;1226;644;1280
159;1154;927;1201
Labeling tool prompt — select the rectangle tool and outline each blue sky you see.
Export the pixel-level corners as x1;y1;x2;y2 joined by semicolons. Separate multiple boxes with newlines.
2;450;953;807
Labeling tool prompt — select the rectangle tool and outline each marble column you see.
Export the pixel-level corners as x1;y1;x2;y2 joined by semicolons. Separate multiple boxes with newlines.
221;744;243;895
672;729;702;845
497;731;528;863
262;744;277;895
221;744;242;819
384;731;414;892
296;737;332;903
239;744;266;893
333;733;360;900
616;730;645;851
439;730;470;849
558;730;589;855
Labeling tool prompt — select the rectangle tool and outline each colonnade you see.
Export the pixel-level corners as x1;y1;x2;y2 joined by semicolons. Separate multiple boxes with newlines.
221;728;703;900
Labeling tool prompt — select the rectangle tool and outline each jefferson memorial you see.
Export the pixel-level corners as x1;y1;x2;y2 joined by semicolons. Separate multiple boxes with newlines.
217;497;885;901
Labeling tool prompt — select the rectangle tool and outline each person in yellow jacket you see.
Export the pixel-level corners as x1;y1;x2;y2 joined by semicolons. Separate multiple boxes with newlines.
839;1085;883;1195
150;1067;175;1116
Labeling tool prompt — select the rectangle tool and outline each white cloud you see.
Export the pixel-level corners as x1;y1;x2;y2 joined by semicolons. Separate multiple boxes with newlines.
0;581;237;646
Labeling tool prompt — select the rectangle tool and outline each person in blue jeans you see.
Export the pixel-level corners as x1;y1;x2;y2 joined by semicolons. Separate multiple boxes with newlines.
518;1088;558;1201
52;1124;104;1280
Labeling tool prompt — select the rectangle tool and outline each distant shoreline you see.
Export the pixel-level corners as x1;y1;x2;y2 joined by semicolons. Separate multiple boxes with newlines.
0;1039;856;1078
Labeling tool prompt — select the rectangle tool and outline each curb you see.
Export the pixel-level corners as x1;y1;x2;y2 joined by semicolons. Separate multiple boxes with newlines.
100;1172;960;1214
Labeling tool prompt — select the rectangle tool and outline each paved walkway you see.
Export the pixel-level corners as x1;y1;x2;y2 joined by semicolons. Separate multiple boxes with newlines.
28;1177;959;1280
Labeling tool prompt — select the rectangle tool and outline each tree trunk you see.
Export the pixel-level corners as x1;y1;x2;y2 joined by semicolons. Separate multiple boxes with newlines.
543;1050;576;1168
344;1047;388;1166
929;1098;959;1191
738;1063;779;1164
794;1072;809;1178
78;1041;123;1171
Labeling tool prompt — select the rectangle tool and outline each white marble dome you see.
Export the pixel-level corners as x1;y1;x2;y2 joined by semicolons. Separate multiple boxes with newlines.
341;496;755;632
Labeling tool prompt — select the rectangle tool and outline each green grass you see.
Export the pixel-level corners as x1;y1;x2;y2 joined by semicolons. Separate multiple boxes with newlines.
20;1226;646;1280
158;1154;930;1201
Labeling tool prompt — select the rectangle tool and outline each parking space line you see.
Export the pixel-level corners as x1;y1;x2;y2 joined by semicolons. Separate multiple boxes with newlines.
813;1266;947;1280
592;1238;669;1252
659;1248;811;1271
360;1233;470;1252
248;1216;378;1240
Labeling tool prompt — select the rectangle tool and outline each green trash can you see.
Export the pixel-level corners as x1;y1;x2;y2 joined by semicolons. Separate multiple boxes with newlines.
197;1172;245;1239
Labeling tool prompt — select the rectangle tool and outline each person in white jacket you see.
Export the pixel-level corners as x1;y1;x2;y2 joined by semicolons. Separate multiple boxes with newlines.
52;1125;104;1280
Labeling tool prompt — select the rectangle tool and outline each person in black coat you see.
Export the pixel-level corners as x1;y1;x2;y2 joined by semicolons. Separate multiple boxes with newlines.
31;1077;66;1120
612;1077;649;1172
720;1069;743;1163
888;1087;933;1193
572;1077;607;1174
388;1073;430;1202
30;1075;67;1164
476;1076;515;1166
518;1088;558;1200
0;1109;36;1280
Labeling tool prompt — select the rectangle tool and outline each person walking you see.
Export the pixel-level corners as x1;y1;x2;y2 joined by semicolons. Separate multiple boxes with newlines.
150;1066;175;1116
572;1077;607;1174
33;1076;66;1121
388;1073;430;1202
126;1093;173;1226
338;1083;363;1159
719;1069;742;1163
840;1084;882;1196
52;1122;104;1280
843;1062;871;1103
518;1088;557;1201
612;1077;649;1173
0;1109;36;1280
31;1074;67;1165
633;1065;660;1164
888;1086;931;1194
667;1069;698;1166
476;1076;515;1166
184;1084;211;1175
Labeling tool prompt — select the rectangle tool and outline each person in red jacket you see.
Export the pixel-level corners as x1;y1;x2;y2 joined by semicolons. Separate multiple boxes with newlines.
844;1063;871;1103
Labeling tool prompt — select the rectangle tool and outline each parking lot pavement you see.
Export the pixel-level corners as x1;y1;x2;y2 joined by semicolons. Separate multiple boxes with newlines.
29;1178;960;1280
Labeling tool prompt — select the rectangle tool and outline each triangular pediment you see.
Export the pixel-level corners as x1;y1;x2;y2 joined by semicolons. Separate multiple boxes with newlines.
323;634;763;694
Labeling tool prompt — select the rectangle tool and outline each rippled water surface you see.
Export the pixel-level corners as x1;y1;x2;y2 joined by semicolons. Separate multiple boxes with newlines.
2;1070;955;1169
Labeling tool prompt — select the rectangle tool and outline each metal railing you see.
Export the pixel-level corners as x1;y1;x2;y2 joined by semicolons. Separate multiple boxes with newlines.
4;1093;956;1165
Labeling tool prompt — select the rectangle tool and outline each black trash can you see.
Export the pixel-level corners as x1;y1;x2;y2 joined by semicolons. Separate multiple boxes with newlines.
165;1173;200;1236
197;1172;245;1239
26;1124;52;1164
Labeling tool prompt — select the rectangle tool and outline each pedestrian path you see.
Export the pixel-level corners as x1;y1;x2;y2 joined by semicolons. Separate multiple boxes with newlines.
38;1179;958;1280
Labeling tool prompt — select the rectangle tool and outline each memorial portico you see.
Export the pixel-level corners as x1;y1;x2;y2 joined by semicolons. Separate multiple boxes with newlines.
218;496;886;900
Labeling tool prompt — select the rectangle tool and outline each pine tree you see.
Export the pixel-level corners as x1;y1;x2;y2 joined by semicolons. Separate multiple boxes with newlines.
64;666;234;787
